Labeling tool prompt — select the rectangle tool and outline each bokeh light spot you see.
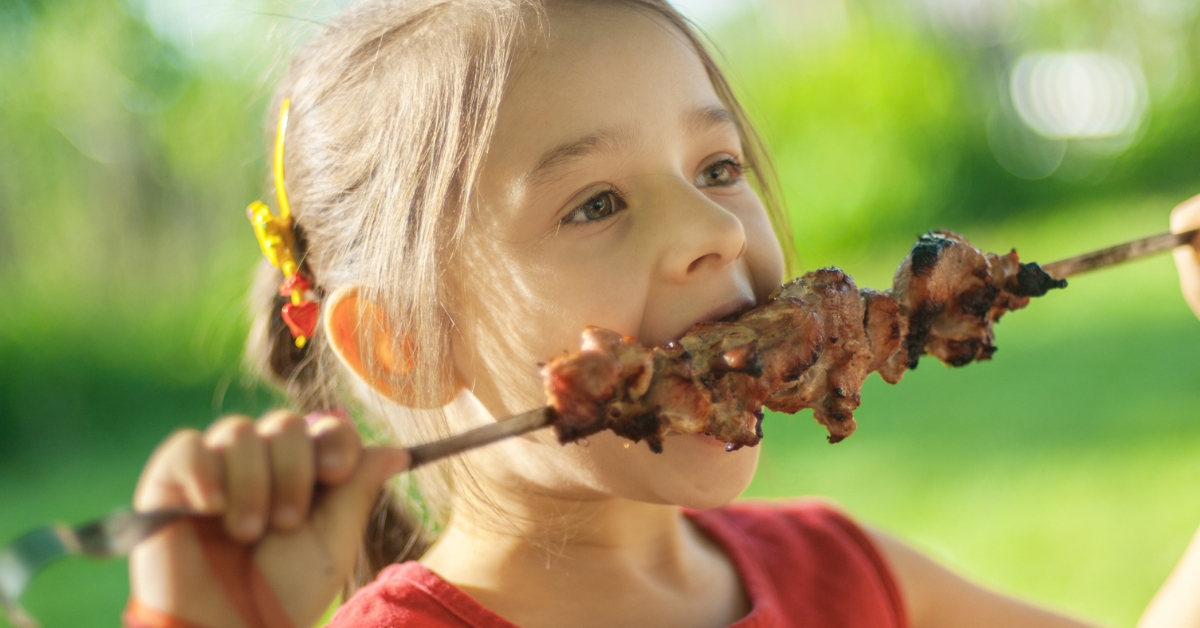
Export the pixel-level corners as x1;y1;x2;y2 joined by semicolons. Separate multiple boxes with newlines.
1010;52;1149;141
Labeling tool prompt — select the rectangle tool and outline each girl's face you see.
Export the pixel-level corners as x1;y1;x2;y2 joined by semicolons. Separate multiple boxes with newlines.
449;2;785;510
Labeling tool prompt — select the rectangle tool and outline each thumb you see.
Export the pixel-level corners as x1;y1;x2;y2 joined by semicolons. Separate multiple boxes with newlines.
309;445;411;570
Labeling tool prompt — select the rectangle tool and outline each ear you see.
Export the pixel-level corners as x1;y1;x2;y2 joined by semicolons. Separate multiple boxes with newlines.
324;286;435;406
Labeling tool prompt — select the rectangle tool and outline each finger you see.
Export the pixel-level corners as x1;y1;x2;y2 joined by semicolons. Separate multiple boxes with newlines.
205;415;270;543
1171;194;1200;235
1171;195;1200;317
309;446;411;572
309;415;363;485
257;410;314;532
134;429;226;513
1175;246;1200;315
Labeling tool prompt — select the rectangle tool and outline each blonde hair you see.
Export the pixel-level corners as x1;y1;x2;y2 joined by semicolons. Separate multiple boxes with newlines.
247;0;794;591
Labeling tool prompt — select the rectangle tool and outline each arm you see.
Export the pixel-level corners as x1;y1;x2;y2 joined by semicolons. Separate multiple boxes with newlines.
1140;525;1200;628
866;528;1098;628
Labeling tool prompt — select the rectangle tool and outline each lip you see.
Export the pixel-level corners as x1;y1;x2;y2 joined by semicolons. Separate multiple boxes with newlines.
688;432;734;450
669;295;756;342
701;296;756;324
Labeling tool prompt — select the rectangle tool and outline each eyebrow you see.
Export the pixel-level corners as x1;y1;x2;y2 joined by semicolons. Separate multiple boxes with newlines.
521;105;738;191
523;125;636;190
682;104;737;138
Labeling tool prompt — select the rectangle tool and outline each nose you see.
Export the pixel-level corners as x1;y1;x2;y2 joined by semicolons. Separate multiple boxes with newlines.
657;182;747;283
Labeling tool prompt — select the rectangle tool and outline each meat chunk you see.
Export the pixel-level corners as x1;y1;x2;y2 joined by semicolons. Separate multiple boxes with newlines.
890;231;1066;369
761;269;870;443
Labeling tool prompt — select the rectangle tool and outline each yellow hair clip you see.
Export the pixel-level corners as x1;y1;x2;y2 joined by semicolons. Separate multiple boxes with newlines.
247;98;318;348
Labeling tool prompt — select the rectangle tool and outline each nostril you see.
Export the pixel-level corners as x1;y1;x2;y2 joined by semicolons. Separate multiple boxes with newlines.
687;253;718;274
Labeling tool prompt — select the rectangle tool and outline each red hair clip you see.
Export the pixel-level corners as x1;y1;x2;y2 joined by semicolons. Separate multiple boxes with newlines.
246;98;318;348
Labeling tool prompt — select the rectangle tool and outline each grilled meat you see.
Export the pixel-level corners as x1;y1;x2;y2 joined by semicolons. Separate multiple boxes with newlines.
542;230;1065;450
892;231;1065;369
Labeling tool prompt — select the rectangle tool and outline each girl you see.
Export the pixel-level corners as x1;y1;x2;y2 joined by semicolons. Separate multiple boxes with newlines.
126;1;1200;627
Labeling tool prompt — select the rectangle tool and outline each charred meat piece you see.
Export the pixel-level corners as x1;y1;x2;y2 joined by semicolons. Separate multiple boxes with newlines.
890;230;1066;369
761;269;872;443
542;230;1064;450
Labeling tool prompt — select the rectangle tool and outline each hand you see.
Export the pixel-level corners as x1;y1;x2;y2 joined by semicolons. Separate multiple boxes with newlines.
128;410;411;628
1171;194;1200;319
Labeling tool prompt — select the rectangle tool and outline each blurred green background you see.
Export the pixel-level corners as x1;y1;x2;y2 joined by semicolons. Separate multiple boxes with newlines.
2;0;1200;626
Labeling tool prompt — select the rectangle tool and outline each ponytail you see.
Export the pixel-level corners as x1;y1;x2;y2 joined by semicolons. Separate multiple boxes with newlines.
351;492;432;595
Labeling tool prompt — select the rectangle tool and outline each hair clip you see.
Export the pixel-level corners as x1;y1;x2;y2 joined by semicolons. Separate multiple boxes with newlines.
247;98;318;348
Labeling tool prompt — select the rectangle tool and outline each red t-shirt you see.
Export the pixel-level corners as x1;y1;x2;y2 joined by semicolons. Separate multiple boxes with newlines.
327;500;908;627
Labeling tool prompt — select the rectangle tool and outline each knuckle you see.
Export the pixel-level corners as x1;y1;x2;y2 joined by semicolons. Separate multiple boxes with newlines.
180;432;209;456
158;428;202;458
168;427;203;446
216;413;255;427
227;424;257;447
330;421;363;442
317;426;361;457
208;416;257;447
153;429;200;463
306;415;347;437
260;408;295;422
260;412;306;438
147;429;202;471
1173;197;1200;228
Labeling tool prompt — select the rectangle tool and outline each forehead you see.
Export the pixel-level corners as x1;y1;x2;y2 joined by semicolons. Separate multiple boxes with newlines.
488;3;726;172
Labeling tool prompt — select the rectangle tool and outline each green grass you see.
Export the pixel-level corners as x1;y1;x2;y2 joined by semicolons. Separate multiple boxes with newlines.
3;202;1199;627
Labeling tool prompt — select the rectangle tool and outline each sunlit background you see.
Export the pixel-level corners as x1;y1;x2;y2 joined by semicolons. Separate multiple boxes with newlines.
3;0;1200;625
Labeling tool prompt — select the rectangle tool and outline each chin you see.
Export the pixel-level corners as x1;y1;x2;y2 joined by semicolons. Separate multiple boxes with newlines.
583;431;761;509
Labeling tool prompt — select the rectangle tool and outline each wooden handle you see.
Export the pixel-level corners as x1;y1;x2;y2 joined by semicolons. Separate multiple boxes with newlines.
1042;228;1200;280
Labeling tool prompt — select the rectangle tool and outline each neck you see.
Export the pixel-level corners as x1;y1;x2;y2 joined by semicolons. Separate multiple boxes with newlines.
412;392;750;627
424;475;699;587
420;387;704;584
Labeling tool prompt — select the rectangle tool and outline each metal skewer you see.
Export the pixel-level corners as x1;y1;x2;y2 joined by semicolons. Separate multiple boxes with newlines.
1042;228;1200;280
0;407;556;627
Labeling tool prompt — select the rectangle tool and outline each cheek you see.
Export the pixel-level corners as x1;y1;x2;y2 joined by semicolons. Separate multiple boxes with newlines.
507;232;655;351
728;195;786;298
449;238;654;416
572;432;761;507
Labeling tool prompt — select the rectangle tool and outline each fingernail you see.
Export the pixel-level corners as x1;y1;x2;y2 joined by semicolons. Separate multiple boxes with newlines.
273;506;300;528
320;450;343;473
236;514;264;539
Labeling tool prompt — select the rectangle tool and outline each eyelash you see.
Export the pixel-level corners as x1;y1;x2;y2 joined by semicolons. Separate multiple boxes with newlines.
560;188;627;227
559;157;746;227
696;157;746;188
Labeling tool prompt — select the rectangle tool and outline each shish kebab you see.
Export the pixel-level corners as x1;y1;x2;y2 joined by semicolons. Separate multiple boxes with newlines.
407;227;1200;465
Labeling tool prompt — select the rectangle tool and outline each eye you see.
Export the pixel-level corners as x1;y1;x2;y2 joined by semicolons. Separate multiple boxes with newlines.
695;158;744;188
562;189;626;225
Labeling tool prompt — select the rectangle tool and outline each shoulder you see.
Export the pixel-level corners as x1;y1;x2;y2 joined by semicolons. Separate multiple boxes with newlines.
698;498;881;559
689;499;909;628
326;562;498;628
